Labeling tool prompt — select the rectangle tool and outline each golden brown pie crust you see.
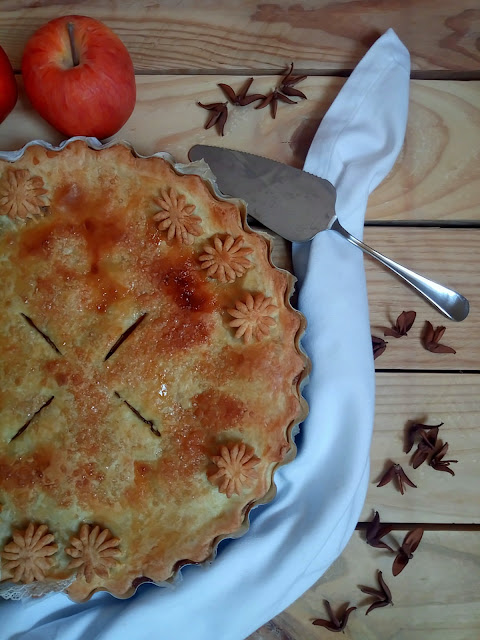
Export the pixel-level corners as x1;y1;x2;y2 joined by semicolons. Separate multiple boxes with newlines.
0;140;308;602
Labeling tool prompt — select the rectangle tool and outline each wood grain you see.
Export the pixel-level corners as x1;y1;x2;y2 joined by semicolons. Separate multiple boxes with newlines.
368;80;480;222
365;228;479;370
1;77;479;222
1;1;480;73
362;373;480;523
249;530;480;640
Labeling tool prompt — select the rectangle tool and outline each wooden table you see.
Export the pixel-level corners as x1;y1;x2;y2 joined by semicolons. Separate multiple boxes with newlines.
1;2;479;638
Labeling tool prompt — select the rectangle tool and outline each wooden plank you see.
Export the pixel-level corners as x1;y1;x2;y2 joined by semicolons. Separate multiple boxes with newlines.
248;530;480;640
1;1;480;73
1;77;479;222
368;80;480;223
366;228;480;370
0;75;343;163
362;373;480;524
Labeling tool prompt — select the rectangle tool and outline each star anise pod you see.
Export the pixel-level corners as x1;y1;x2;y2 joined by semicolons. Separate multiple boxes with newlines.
392;527;423;576
360;570;393;615
377;463;417;495
383;310;416;338
279;62;308;99
429;442;458;475
365;511;394;552
197;101;228;136
255;89;297;119
218;77;266;106
410;427;440;469
372;335;387;360
422;321;456;354
404;421;443;453
312;600;356;632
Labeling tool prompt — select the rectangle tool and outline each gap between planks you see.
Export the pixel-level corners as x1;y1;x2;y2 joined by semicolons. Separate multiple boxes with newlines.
356;523;480;531
375;369;480;374
12;69;480;81
365;221;480;229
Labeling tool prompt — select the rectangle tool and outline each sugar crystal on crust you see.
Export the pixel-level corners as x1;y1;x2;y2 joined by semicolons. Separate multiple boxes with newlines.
1;522;58;583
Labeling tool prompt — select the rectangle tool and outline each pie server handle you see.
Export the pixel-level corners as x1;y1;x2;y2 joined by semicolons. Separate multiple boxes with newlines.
331;219;470;322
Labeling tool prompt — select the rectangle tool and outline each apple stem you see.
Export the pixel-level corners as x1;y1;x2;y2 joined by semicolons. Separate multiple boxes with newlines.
67;22;80;67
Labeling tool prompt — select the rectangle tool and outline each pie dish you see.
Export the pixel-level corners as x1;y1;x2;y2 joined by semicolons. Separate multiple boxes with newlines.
0;140;308;602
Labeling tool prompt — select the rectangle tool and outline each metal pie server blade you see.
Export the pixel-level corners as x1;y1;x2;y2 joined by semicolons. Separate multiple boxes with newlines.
188;145;469;322
190;145;336;242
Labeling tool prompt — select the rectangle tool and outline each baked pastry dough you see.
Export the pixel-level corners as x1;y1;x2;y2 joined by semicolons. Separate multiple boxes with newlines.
0;141;308;602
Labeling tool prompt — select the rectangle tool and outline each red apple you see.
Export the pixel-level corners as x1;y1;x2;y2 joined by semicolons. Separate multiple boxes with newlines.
0;45;17;123
21;15;136;139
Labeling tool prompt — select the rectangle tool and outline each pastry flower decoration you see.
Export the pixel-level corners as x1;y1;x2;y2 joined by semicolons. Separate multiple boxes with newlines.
228;292;277;343
208;442;260;498
65;524;121;584
0;168;48;220
198;235;253;282
153;187;203;245
1;522;58;583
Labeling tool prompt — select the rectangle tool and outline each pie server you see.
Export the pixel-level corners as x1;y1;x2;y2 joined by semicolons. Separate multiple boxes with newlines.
188;145;469;322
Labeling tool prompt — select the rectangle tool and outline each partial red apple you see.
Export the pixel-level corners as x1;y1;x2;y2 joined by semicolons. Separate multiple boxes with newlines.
0;45;17;123
21;15;136;139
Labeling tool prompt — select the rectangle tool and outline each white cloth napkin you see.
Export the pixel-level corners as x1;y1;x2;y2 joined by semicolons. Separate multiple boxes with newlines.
1;28;410;640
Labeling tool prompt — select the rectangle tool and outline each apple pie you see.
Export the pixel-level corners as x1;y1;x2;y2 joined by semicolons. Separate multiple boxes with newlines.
0;140;308;602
